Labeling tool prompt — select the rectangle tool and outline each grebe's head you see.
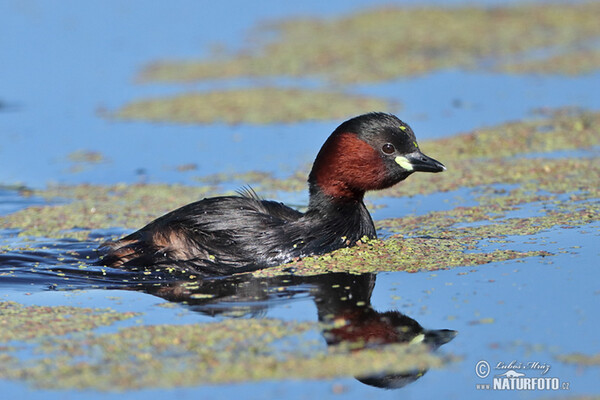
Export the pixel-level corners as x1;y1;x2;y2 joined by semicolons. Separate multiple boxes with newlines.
309;112;445;202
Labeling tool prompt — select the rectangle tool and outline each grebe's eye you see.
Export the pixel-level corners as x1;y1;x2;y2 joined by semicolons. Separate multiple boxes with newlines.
382;143;395;154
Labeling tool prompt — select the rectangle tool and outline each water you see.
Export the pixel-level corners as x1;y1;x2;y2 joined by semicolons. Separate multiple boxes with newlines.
1;0;599;398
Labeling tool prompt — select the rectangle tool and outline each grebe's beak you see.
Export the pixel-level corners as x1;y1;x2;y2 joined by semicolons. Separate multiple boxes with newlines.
395;151;446;173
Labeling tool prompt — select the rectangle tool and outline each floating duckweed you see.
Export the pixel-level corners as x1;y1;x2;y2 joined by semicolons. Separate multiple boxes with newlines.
0;301;138;342
67;150;106;164
0;309;453;390
253;235;551;277
140;3;600;84
112;88;394;125
499;49;600;75
1;184;219;241
555;352;600;367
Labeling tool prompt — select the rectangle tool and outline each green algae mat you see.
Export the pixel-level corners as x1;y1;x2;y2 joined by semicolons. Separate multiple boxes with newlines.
103;3;600;126
0;301;452;390
105;3;600;125
2;109;599;276
112;88;394;125
140;3;600;83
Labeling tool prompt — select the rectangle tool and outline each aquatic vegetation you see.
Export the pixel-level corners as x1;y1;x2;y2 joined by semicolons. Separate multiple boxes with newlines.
140;3;600;84
112;88;394;124
110;4;600;125
67;150;106;164
254;236;551;277
1;184;220;240
499;49;600;75
66;150;108;174
269;196;596;275
0;301;139;342
556;352;600;367
0;304;452;390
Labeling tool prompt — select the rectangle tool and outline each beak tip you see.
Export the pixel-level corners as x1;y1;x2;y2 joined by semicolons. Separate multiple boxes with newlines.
404;151;446;173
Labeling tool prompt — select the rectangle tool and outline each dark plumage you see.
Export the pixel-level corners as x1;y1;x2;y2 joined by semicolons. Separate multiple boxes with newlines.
99;113;445;275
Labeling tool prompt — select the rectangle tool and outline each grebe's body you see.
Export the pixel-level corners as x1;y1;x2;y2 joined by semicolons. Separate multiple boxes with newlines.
100;113;445;275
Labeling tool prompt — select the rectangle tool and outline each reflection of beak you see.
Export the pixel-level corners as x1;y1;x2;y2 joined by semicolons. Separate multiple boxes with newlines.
424;329;458;347
395;151;446;173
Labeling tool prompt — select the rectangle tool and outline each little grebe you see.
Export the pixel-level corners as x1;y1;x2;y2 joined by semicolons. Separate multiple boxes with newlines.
100;113;445;275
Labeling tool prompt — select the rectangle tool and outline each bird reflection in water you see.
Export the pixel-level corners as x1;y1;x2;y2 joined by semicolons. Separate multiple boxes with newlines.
1;237;455;389
132;272;457;389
